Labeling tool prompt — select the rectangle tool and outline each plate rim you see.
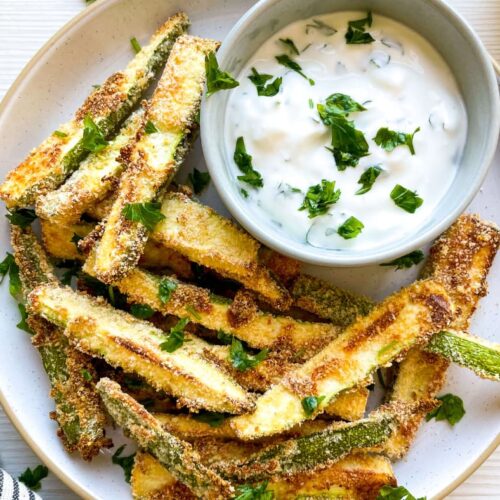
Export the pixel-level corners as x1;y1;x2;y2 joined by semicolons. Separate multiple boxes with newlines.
0;0;498;498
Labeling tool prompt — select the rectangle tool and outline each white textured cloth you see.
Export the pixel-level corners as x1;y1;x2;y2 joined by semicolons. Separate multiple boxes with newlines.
0;469;41;500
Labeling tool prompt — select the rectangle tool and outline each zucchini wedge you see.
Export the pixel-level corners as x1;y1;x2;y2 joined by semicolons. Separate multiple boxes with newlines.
36;109;144;223
28;284;254;414
96;378;233;499
10;226;110;460
0;13;189;208
153;192;292;310
231;279;452;439
93;35;219;284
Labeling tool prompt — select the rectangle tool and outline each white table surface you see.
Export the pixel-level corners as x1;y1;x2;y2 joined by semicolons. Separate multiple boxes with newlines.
0;0;498;498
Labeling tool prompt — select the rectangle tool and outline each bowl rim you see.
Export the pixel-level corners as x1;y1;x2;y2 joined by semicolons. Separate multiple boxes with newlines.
201;0;500;267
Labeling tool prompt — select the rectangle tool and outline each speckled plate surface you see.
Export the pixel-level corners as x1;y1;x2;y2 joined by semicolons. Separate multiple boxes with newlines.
0;0;498;498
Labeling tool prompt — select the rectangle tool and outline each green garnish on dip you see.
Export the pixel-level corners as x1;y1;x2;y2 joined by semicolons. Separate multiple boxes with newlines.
373;127;420;155
345;11;375;44
205;53;239;96
300;179;341;218
248;67;282;97
234;137;264;188
338;216;364;239
390;184;424;213
279;37;300;55
275;54;315;85
356;166;382;195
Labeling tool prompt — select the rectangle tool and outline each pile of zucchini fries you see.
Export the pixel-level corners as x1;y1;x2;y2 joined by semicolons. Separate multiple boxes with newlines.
2;11;500;500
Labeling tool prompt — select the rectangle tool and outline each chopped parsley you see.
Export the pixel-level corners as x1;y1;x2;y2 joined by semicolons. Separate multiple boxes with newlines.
130;37;141;54
240;188;249;198
229;337;268;372
112;445;136;483
82;114;108;153
6;208;37;228
81;368;93;382
53;130;68;138
130;303;155;319
426;393;465;426
192;411;227;427
299;179;341;218
356;165;382;195
217;329;233;345
381;250;425;270
0;253;22;299
390;184;423;213
205;52;239;96
373;127;420;155
158;277;177;304
279;37;300;55
122;201;165;231
160;318;190;353
328;115;369;170
305;19;337;36
376;485;426;500
345;11;375;44
317;93;366;122
275;54;314;85
16;303;32;334
18;465;49;491
234;481;273;500
301;395;326;416
234;137;264;188
308;98;314;109
338;216;364;239
188;168;211;194
185;305;201;320
144;120;159;134
248;67;282;97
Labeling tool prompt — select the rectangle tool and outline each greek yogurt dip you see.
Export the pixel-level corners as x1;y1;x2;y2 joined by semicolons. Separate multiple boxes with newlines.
224;11;467;251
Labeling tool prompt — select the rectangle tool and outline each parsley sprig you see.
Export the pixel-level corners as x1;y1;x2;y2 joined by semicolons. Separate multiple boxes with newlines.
230;337;268;372
18;465;49;491
356;166;382;195
299;179;341;218
381;250;425;270
130;303;155;319
390;184;423;213
112;445;136;483
160;318;190;352
6;208;37;228
205;53;239;97
122;201;165;231
426;393;465;426
158;277;177;304
317;93;366;123
234;481;274;500
338;216;364;239
188;168;211;194
373;127;420;155
345;11;375;44
144;120;159;134
305;19;337;36
279;37;300;55
248;67;282;97
377;485;426;500
301;395;326;416
82;114;108;153
234;137;264;188
275;54;314;85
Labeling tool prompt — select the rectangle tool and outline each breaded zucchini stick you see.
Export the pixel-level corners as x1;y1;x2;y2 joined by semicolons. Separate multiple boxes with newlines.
28;284;254;414
153;192;292;310
231;279;452;439
93;36;219;284
10;227;109;460
97;378;233;499
0;13;189;208
36;110;144;223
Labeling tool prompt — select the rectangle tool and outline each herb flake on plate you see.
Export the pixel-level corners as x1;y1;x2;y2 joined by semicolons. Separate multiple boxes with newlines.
122;201;165;231
381;250;425;270
205;53;239;96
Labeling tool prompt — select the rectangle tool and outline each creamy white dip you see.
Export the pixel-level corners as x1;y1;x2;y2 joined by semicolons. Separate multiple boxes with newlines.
224;11;467;251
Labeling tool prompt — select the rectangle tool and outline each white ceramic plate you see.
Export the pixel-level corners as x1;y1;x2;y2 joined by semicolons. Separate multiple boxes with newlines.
0;0;498;498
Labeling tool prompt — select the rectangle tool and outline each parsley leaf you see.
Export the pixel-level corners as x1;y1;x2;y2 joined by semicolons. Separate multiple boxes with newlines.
217;329;233;345
58;260;82;286
82;114;108;153
230;337;268;372
338;216;364;239
81;369;93;382
185;305;201;320
356;165;382;195
192;411;227;427
300;179;341;218
240;188;249;198
381;250;425;270
390;184;423;213
130;303;155;319
345;11;375;44
305;19;337;36
275;54;314;85
158;277;177;304
373;127;420;155
53;130;68;138
377;485;426;500
234;137;264;188
6;208;37;228
17;303;33;334
317;93;366;122
279;37;300;55
234;481;274;500
328;115;369;170
301;395;326;416
112;445;136;483
122;202;165;231
130;37;141;54
0;253;22;299
248;67;282;97
160;318;190;353
188;168;211;194
18;465;49;491
144;120;159;134
426;393;465;426
205;53;239;97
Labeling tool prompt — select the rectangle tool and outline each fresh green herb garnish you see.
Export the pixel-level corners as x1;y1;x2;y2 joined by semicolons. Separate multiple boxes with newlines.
18;465;49;491
275;54;314;85
57;260;81;286
317;93;366;122
185;305;201;320
112;445;136;483
82;114;108;153
188;168;211;194
192;411;227;427
248;67;282;97
240;188;249;198
308;98;314;109
381;250;425;270
130;37;141;54
305;19;337;36
53;130;68;138
205;53;239;97
279;37;300;55
144;120;159;134
81;369;93;382
328;115;369;169
16;303;32;334
345;11;375;44
356;166;382;195
373;127;420;155
234;481;274;500
377;485;426;500
217;330;233;345
230;337;268;372
130;303;155;319
390;184;423;213
160;318;190;353
122;201;165;231
0;253;22;299
158;277;177;304
301;395;326;416
338;216;364;239
92;83;101;89
426;393;465;426
234;137;264;188
6;208;37;228
300;179;341;218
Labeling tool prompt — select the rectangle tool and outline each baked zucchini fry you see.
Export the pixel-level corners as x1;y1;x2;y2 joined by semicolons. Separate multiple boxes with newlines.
231;279;452;439
153;192;292;310
290;273;374;327
28;284;254;413
96;378;233;499
0;13;189;208
36;110;144;223
10;226;109;460
93;36;219;284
